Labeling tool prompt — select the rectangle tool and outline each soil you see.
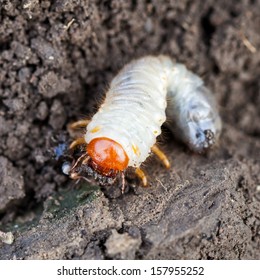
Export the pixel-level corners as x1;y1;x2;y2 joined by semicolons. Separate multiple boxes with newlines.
0;0;259;260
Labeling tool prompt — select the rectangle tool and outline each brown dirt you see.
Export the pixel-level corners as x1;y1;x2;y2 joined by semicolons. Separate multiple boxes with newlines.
0;0;259;259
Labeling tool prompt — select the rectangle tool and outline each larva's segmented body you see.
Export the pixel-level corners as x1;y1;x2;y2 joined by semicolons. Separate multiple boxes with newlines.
86;56;169;168
67;55;222;190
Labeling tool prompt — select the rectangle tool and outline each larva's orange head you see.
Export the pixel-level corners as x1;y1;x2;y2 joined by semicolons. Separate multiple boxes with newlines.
87;137;129;175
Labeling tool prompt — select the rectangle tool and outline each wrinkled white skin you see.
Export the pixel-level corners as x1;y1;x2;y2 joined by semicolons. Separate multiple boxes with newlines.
86;55;222;168
165;61;222;152
86;56;168;167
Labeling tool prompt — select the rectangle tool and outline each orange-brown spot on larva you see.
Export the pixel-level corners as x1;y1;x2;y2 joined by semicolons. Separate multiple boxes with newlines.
132;144;140;156
90;126;101;133
87;137;129;172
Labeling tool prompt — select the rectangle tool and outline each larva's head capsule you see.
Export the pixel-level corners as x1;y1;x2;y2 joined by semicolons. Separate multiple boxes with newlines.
87;137;129;175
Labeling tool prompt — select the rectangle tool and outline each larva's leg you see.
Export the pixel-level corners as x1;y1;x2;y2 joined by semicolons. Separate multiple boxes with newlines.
82;155;90;165
70;153;88;171
69;137;86;150
151;145;170;169
69;119;90;130
70;172;91;183
69;154;91;181
135;168;148;187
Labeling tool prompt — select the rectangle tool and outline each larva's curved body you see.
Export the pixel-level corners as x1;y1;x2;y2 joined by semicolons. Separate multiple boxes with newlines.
86;55;221;166
67;55;222;189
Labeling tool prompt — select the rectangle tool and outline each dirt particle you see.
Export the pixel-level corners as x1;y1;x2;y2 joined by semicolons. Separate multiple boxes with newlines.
38;71;71;98
31;37;62;66
3;98;27;114
0;117;11;136
0;230;14;245
49;99;66;130
18;67;31;83
36;101;49;121
0;156;25;212
36;182;56;199
6;134;29;161
12;42;32;61
22;0;39;10
105;229;142;259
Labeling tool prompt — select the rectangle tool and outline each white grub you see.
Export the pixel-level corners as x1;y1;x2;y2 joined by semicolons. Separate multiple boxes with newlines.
86;55;222;167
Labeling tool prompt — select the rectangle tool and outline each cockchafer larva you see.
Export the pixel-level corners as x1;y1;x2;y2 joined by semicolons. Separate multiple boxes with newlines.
65;55;222;192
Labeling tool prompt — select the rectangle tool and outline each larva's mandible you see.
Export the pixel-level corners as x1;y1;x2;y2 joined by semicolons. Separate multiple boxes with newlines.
66;55;222;190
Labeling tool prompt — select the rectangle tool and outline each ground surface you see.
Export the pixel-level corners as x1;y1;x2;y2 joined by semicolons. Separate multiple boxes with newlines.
0;0;259;259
